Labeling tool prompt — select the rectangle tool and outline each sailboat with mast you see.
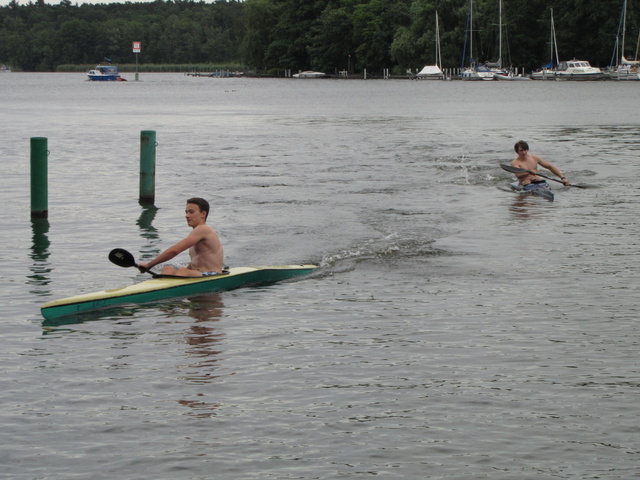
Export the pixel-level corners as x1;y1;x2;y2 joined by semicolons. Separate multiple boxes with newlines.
416;11;445;80
485;0;506;76
608;0;640;80
490;0;530;80
460;0;494;80
531;8;560;80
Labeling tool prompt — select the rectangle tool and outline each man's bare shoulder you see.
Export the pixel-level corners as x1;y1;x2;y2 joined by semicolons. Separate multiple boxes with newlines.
193;223;215;231
192;223;219;239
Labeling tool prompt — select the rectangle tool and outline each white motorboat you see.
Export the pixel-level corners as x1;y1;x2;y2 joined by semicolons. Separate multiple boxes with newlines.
554;60;607;81
292;71;326;78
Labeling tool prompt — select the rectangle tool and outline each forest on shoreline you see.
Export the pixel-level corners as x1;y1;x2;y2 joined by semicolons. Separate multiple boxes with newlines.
0;0;636;74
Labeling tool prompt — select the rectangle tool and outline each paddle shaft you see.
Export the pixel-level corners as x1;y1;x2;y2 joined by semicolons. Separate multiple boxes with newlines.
500;164;586;188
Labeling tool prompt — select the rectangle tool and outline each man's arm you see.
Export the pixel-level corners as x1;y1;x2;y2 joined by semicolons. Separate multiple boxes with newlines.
536;156;569;185
140;228;206;270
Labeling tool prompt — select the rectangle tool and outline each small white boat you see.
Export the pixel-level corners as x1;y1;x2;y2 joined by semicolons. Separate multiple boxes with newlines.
292;71;326;78
416;12;445;80
531;67;557;80
416;65;444;80
608;62;640;80
531;9;561;80
461;0;495;80
461;16;493;78
461;63;495;80
608;1;640;80
486;0;530;80
554;60;607;81
494;71;531;81
530;9;605;81
87;63;127;81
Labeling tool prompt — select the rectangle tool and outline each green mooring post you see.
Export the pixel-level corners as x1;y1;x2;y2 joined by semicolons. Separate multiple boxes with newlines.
30;137;48;218
139;130;156;205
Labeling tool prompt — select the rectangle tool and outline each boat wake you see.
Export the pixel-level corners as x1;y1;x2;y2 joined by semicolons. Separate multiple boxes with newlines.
319;233;441;273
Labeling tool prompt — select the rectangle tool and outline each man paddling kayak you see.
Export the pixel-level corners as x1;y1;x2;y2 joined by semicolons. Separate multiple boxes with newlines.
510;140;570;187
138;197;224;277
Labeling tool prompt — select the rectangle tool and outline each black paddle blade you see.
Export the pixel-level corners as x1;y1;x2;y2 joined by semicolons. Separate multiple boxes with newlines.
109;248;137;268
500;164;529;174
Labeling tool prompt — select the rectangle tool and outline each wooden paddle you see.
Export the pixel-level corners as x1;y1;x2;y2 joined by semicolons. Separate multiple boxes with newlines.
108;248;156;275
500;164;587;188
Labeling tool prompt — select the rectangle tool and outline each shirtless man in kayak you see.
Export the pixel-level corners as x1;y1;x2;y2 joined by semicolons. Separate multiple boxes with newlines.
511;140;570;186
138;197;224;277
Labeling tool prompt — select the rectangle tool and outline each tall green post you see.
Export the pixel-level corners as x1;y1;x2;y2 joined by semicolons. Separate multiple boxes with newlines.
30;137;48;218
139;130;156;205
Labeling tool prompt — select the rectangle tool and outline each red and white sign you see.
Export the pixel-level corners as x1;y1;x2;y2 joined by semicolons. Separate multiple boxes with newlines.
132;42;141;53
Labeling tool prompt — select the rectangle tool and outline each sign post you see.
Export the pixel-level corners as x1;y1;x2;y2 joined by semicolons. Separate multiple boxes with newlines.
132;41;141;81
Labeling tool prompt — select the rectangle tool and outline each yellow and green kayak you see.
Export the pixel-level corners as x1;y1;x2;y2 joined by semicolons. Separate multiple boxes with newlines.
41;265;318;320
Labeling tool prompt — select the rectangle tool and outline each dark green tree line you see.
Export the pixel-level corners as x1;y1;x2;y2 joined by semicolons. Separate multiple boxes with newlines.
0;0;635;73
241;0;632;73
0;0;245;71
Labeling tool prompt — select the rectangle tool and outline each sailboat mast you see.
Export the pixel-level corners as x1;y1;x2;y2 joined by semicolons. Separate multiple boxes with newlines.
619;0;627;65
551;9;559;66
435;11;442;68
470;0;474;65
498;0;503;68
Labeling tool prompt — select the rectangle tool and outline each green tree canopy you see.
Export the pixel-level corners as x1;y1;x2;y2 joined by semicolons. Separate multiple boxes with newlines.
0;0;634;73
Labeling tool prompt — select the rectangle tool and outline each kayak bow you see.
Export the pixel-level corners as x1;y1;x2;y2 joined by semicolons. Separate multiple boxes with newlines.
509;181;554;201
41;264;318;320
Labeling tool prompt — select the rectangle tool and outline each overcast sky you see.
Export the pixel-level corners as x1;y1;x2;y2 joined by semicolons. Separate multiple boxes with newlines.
0;0;159;6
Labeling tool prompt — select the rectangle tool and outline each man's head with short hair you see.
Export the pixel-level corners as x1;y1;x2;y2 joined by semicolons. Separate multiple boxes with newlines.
186;197;210;220
514;140;529;153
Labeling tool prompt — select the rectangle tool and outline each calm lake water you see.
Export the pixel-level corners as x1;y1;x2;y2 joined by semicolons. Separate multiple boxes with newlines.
1;72;640;479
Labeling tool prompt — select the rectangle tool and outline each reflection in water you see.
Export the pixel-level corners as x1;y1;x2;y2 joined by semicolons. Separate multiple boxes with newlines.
41;308;138;329
137;205;162;264
42;287;228;418
186;293;224;322
178;293;226;418
42;292;226;329
509;195;551;220
29;218;52;293
177;397;221;418
137;205;159;241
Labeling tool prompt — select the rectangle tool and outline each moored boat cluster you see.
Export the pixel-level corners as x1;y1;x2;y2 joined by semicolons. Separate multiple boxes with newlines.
415;0;640;82
413;60;637;81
